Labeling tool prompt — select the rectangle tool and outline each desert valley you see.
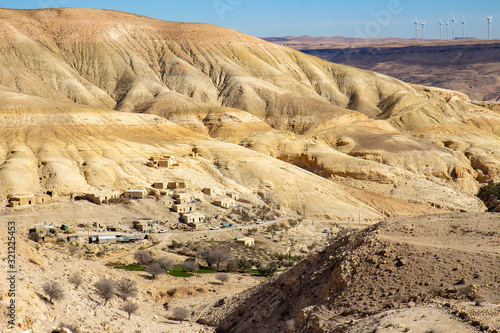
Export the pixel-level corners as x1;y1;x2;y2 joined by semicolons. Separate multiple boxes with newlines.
0;7;499;333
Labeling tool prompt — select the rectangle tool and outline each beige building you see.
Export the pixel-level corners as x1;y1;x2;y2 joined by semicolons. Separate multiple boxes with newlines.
173;203;196;213
167;181;188;190
133;219;155;231
149;155;176;168
213;197;235;209
8;194;50;207
153;182;168;190
86;192;120;204
236;237;255;247
124;189;147;199
181;212;205;224
173;193;196;204
202;188;217;196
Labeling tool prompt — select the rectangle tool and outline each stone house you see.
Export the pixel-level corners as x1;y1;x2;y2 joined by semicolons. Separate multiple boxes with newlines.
213;197;235;209
173;203;196;213
123;189;147;199
181;212;205;224
236;237;255;247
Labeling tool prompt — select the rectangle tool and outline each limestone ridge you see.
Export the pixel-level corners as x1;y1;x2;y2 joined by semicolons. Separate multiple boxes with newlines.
0;8;498;217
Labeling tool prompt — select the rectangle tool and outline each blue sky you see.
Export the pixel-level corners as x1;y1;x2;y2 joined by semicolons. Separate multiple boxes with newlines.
1;0;499;39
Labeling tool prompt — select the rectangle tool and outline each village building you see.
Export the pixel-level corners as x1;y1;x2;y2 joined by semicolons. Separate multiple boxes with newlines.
153;182;168;190
202;188;217;196
173;192;196;204
133;219;155;232
8;194;50;207
173;203;196;214
181;212;205;224
227;191;240;200
123;188;147;199
85;191;120;204
167;181;189;190
236;237;255;247
149;155;176;168
213;197;235;209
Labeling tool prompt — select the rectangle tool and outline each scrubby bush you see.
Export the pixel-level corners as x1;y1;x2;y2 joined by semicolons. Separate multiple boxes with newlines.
197;247;232;269
156;257;174;270
145;262;166;279
116;278;137;301
172;307;190;322
134;250;152;265
258;262;278;277
68;272;83;290
122;302;139;320
236;258;252;272
95;279;115;305
180;260;199;272
215;273;229;285
43;281;64;303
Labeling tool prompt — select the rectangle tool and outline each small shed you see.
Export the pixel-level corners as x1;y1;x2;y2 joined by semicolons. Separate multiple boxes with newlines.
97;235;117;244
236;237;255;247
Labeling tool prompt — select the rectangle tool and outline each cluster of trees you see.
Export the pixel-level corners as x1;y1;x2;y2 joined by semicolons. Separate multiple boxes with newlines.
134;250;175;279
42;272;141;321
197;247;232;269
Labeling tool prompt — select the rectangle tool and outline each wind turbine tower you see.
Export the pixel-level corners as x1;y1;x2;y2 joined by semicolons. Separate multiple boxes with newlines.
415;19;420;43
421;21;426;42
462;16;466;39
446;20;450;40
439;18;443;41
487;15;493;40
452;14;456;40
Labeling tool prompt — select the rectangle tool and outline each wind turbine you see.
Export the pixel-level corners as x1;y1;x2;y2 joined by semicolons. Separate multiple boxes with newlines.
415;18;420;42
446;19;450;40
452;14;456;40
421;21;426;42
439;18;444;41
462;16;466;39
487;15;493;40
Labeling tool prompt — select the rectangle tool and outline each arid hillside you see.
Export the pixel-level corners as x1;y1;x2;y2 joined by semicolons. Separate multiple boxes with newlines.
212;212;500;332
0;8;499;218
264;37;500;102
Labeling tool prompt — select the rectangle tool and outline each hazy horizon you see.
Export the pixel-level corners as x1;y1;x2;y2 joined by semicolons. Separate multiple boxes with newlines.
1;1;498;40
